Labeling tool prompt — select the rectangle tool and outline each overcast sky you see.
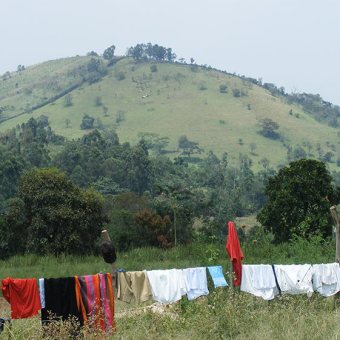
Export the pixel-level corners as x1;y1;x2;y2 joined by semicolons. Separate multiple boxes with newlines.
2;0;340;105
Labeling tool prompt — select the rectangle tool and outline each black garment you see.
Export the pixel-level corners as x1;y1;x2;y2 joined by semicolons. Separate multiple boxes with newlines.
41;277;83;326
101;240;117;264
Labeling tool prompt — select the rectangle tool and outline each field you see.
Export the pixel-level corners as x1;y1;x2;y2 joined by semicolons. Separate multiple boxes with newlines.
1;57;338;170
0;239;339;339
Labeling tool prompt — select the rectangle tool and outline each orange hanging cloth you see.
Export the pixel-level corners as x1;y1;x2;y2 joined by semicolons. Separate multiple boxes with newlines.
226;221;244;286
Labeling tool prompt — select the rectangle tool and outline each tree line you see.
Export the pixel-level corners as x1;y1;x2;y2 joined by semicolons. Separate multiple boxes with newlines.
0;117;279;256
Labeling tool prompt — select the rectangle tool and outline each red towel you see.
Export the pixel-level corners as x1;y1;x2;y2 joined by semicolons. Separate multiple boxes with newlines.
2;277;41;319
226;221;244;286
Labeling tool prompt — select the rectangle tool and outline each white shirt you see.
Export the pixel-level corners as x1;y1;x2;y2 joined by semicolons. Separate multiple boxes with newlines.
182;267;209;300
241;264;278;300
274;264;313;296
146;269;187;304
312;263;340;297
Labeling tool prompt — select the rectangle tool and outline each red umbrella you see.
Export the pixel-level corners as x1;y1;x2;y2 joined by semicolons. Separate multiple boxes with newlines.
226;221;244;286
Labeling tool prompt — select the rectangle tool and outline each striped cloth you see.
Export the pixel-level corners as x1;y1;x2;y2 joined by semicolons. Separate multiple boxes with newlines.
75;273;115;332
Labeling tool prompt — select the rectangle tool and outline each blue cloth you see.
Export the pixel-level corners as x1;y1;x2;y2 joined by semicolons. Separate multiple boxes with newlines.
207;266;228;288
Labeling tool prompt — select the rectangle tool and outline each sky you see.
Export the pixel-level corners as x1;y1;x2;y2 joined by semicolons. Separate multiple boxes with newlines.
1;0;340;105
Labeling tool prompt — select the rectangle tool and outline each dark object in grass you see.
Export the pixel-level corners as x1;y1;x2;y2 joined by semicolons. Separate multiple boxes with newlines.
0;317;11;334
101;240;117;264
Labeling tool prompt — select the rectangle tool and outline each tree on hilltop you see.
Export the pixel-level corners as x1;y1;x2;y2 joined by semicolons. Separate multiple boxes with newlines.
103;45;116;61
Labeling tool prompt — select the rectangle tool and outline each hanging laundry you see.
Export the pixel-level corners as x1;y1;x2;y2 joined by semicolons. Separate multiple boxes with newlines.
274;264;314;296
226;221;244;286
41;277;83;326
117;271;152;304
241;265;279;300
146;269;187;304
182;267;209;300
39;278;45;309
2;277;41;319
312;263;340;297
207;266;228;288
75;273;115;332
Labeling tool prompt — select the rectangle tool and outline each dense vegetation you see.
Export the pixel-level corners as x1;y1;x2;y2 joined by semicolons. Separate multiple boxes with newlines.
258;159;339;242
0;117;339;258
0;43;339;259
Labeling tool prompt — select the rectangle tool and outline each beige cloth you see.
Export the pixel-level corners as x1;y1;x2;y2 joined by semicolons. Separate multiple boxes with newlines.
117;271;152;303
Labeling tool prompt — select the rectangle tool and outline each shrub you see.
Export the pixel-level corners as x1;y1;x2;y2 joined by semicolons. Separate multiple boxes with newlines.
150;64;158;73
219;84;228;93
232;88;241;97
115;71;126;81
198;82;207;91
80;114;95;130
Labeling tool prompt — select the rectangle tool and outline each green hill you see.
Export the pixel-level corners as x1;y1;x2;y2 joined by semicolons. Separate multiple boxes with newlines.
0;56;338;170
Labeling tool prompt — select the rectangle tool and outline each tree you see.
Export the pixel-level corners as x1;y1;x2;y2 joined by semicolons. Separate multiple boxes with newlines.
258;118;280;139
4;168;107;255
138;132;169;155
232;88;241;97
150;64;158;73
95;96;102;106
87;51;98;57
178;135;203;157
103;45;115;61
250;143;257;155
257;159;338;242
80;114;95;130
219;84;228;93
63;94;73;107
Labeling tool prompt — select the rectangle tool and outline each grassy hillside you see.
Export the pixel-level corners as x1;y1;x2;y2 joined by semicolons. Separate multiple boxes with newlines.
0;57;338;170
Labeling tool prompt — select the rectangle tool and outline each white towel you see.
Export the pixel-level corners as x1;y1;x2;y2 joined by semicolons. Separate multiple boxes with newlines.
241;264;278;300
274;264;313;296
146;269;187;304
39;278;45;309
312;263;340;297
182;267;209;300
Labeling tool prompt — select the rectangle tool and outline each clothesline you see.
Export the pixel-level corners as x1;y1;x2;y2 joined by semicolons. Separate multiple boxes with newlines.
1;261;339;336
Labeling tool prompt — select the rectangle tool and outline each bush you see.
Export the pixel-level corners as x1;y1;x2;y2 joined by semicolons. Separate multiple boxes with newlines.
219;84;228;93
63;94;73;107
150;64;158;73
80;114;95;130
115;71;126;81
198;82;207;91
232;88;241;97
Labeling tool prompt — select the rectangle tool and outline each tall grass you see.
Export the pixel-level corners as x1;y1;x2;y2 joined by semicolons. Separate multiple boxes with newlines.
0;236;335;279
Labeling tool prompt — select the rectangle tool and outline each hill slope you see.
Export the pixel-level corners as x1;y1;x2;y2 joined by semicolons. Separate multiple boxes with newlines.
0;57;338;170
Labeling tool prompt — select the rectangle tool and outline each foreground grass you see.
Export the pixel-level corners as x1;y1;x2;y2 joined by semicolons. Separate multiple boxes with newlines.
2;289;340;339
0;239;338;339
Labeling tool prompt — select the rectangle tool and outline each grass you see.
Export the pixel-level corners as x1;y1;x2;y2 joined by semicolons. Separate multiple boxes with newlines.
0;237;335;278
0;57;338;171
0;239;339;338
